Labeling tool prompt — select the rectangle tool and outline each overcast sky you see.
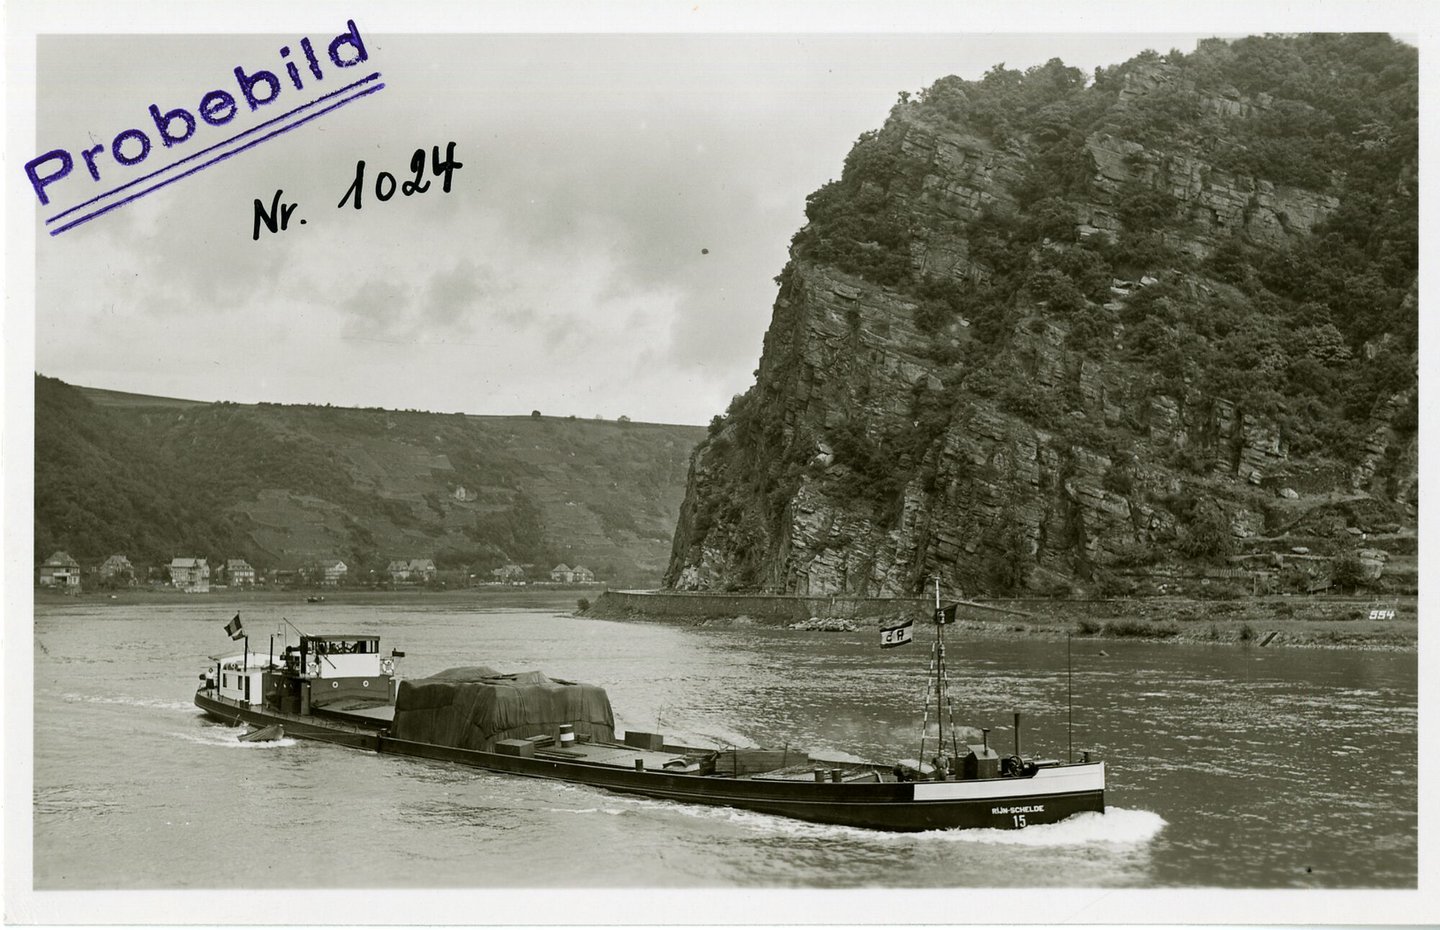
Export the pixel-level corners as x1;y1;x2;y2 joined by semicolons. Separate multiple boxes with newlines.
32;30;1287;423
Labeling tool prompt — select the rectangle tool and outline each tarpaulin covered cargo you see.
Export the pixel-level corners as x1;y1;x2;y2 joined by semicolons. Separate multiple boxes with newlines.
390;666;615;751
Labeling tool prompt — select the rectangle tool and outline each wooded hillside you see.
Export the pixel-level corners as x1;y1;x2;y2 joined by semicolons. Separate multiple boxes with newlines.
36;375;706;586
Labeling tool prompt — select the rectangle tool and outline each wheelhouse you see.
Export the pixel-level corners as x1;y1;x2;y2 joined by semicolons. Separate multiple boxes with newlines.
287;635;383;679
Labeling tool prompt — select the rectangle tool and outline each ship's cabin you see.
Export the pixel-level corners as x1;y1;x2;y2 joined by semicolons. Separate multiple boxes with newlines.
212;652;274;707
285;634;384;679
202;633;401;715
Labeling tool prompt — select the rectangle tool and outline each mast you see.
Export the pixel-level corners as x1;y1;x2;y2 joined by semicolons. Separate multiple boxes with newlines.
934;576;945;768
916;575;960;776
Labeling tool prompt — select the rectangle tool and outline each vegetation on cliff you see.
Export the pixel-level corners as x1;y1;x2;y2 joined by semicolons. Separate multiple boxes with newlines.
800;37;1414;450
668;34;1417;598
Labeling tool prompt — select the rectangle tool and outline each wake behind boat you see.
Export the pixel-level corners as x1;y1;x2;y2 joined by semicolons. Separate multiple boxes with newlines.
194;599;1105;832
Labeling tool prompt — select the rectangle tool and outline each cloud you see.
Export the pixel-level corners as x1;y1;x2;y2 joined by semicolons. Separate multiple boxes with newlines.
35;31;1229;424
336;260;518;344
337;277;411;341
424;261;506;328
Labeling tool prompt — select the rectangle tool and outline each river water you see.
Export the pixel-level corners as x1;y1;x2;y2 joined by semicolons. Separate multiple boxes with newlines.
31;597;1416;892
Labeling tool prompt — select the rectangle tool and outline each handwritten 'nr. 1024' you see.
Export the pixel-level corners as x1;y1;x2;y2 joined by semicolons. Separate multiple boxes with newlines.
337;142;462;210
251;143;462;239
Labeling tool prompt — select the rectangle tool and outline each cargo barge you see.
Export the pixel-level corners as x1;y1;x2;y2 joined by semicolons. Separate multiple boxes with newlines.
195;604;1105;832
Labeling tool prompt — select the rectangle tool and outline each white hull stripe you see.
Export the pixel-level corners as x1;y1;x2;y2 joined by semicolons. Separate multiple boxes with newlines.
912;763;1105;802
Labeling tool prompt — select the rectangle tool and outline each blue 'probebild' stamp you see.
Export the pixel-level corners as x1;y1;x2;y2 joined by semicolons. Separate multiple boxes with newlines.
27;19;385;236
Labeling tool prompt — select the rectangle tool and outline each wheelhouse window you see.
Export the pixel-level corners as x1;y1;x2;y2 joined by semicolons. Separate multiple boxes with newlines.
304;638;379;656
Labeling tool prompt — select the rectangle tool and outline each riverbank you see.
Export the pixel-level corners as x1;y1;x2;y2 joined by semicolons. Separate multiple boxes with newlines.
583;590;1418;651
32;585;596;611
32;586;1416;651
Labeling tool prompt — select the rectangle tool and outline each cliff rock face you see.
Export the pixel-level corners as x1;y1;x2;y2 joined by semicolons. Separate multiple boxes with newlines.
1084;132;1340;250
667;37;1417;597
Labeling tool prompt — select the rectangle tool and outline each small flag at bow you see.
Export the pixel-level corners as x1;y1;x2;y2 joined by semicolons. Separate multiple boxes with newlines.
880;617;914;648
224;613;244;641
934;604;958;625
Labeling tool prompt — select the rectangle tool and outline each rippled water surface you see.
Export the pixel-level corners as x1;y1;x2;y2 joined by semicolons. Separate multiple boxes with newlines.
32;599;1415;888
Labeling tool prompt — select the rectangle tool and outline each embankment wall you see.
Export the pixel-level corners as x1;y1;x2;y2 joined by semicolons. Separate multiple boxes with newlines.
590;589;929;622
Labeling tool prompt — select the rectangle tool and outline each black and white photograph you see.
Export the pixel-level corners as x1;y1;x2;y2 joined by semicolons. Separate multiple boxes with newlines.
6;2;1433;924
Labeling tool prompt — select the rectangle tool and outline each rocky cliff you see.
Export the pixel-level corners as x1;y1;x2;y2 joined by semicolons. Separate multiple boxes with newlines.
666;36;1417;597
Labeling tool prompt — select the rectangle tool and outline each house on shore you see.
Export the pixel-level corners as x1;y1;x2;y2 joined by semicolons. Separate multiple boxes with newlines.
39;551;82;590
321;559;349;586
226;559;257;587
549;564;596;584
169;557;211;593
387;558;436;585
491;563;526;583
97;554;135;586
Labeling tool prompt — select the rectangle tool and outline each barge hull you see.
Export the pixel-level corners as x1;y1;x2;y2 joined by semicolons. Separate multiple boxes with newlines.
379;734;1103;831
197;691;1104;832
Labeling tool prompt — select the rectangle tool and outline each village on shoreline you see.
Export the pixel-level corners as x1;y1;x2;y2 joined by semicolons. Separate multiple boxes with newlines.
34;549;601;594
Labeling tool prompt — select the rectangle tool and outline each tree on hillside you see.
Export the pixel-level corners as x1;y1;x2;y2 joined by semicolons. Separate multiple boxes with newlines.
1177;504;1235;561
1330;550;1371;591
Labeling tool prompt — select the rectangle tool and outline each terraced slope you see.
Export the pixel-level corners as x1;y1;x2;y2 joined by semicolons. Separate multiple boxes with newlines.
35;375;705;586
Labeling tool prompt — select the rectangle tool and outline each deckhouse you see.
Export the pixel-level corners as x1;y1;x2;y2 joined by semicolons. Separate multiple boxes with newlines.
286;634;385;679
210;650;275;708
284;634;398;713
208;634;399;715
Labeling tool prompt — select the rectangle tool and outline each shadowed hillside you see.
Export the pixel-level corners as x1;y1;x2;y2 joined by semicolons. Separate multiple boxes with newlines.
36;375;705;585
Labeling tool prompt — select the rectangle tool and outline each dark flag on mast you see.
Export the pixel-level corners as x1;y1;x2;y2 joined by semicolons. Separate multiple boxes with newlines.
934;604;958;625
224;613;244;640
880;617;914;648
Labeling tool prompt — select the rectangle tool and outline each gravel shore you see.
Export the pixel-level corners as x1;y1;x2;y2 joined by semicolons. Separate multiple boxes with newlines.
584;594;1418;652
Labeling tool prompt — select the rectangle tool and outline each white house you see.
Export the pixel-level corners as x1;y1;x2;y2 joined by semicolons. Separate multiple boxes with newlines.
39;551;82;589
321;560;348;586
226;559;257;587
169;557;211;593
